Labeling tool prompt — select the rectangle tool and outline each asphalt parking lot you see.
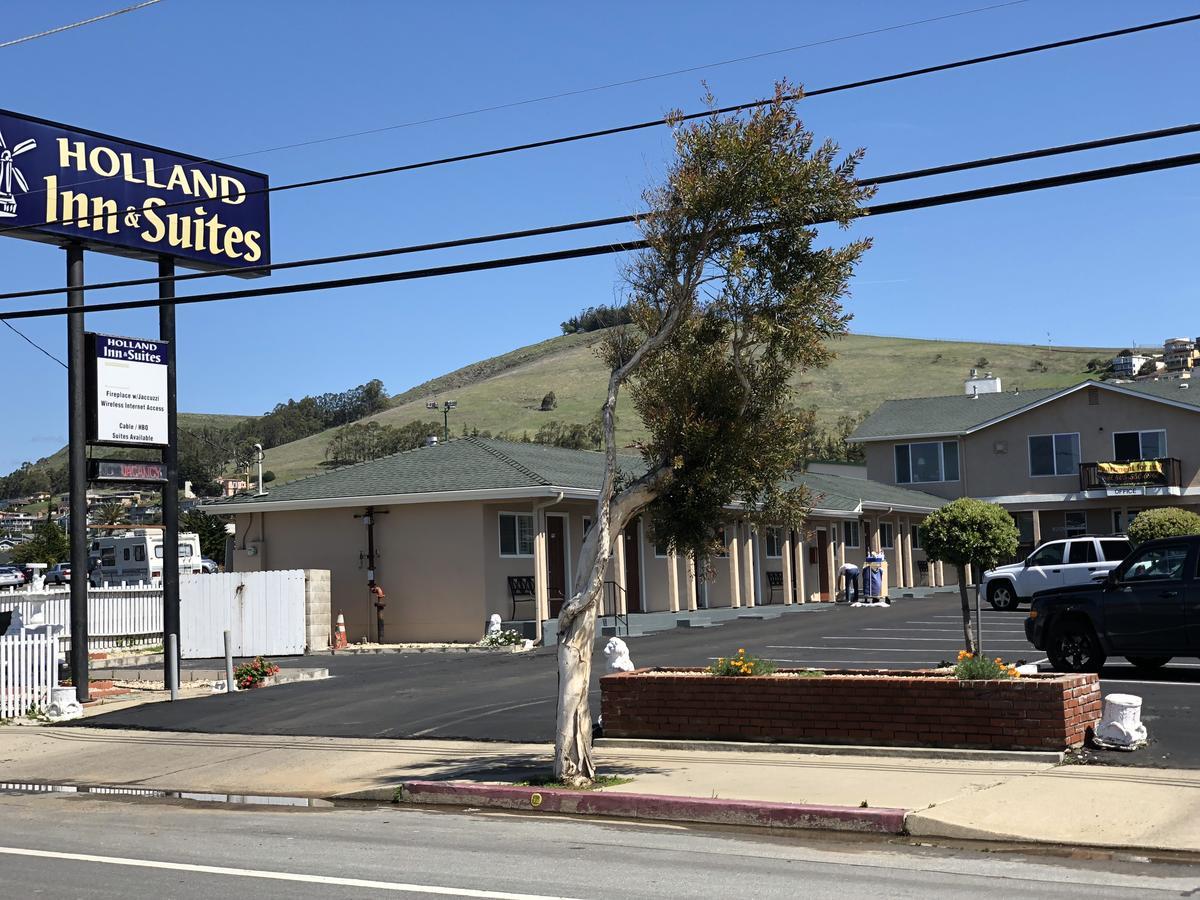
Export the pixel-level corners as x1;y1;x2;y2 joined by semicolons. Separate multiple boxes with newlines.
84;591;1198;768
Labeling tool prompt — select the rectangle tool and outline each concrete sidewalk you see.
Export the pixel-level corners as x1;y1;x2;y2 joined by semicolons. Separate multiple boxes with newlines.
2;726;1198;854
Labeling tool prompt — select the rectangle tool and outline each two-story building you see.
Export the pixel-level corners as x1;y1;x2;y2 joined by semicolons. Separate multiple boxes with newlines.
850;378;1200;561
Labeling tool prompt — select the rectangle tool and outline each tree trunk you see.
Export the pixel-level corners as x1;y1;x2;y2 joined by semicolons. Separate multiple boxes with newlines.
956;564;978;654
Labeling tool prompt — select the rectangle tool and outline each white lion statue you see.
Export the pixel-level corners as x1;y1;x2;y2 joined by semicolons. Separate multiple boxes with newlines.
603;637;635;673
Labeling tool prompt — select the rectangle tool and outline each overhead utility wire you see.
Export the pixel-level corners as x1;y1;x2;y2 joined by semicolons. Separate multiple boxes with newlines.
4;150;1198;323
3;119;1197;303
217;1;1031;161
1;321;66;367
0;0;164;50
7;12;1197;242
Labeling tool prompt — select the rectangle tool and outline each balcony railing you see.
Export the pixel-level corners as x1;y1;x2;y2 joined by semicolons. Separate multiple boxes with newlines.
1079;457;1182;493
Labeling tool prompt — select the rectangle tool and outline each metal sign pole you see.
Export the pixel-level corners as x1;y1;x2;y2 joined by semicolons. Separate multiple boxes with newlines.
66;244;89;703
159;256;180;689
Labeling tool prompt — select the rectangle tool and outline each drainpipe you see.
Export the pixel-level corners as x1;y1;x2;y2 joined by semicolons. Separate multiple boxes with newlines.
532;491;565;645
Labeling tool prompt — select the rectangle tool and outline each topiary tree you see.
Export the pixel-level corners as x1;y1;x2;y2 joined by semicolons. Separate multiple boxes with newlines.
1127;508;1200;546
919;498;1019;653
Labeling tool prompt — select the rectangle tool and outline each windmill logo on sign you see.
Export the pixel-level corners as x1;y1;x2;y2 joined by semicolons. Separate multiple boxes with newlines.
0;130;36;218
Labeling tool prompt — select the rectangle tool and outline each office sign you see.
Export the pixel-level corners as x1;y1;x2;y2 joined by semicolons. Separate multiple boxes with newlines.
86;333;169;447
0;108;269;274
88;459;167;484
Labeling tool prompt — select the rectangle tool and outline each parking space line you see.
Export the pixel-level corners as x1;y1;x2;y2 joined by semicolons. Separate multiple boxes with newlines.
767;645;984;653
825;636;1032;643
860;628;1028;635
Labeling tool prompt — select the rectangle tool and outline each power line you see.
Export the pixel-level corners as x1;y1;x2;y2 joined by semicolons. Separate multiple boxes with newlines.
4;149;1197;323
2;320;66;367
8;12;1198;241
3;119;1197;303
0;0;165;50
215;1;1033;162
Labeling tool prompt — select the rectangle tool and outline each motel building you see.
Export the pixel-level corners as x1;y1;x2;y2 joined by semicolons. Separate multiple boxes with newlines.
205;438;948;644
849;377;1200;562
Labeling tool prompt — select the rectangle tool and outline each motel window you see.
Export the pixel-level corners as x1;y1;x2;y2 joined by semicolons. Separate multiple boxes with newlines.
1113;430;1166;462
1064;511;1087;538
714;526;729;558
1011;511;1034;545
764;527;783;558
895;441;959;484
879;523;894;550
843;521;860;548
911;524;922;550
1029;433;1080;477
654;535;669;558
498;512;535;557
582;517;592;543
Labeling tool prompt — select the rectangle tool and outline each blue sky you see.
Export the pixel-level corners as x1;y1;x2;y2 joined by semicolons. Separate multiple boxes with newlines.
1;0;1197;472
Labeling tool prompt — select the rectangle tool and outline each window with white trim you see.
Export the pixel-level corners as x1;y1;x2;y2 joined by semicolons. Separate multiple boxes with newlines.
843;521;860;548
764;527;783;558
1029;433;1080;477
498;512;534;557
1064;511;1087;538
879;523;895;549
894;441;959;484
1113;429;1166;462
714;526;729;558
911;524;922;550
654;535;669;558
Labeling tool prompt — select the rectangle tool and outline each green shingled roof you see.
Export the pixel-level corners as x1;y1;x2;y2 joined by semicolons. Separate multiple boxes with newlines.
851;380;1200;442
205;437;943;513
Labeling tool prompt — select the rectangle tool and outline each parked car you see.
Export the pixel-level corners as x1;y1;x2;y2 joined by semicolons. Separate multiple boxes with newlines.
1025;535;1200;672
45;563;71;585
201;558;219;574
0;566;24;588
981;535;1132;611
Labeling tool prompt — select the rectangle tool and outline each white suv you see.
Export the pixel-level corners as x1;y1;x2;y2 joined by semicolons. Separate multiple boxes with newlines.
981;536;1132;611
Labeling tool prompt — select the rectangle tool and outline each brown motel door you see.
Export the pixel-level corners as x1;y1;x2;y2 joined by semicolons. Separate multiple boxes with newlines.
624;523;643;613
816;528;830;600
547;516;567;617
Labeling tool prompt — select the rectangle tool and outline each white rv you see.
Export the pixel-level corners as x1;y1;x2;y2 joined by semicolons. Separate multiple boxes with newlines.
87;530;203;586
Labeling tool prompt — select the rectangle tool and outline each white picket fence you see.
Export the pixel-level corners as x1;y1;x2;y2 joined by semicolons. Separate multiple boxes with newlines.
180;570;306;658
0;633;56;718
0;585;163;650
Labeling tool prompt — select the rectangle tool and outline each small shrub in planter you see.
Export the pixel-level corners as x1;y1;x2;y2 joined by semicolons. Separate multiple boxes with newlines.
708;648;776;676
480;629;525;647
234;656;280;690
954;650;1020;680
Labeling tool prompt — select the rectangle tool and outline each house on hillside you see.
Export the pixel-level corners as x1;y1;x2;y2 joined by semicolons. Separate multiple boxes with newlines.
204;438;947;644
849;376;1200;563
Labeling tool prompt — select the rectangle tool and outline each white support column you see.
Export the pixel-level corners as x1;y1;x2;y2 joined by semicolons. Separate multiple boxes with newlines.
666;548;681;613
1032;509;1043;544
903;519;915;588
728;524;742;608
781;530;794;606
965;563;974;586
742;523;756;608
533;510;549;641
793;531;807;603
870;517;881;555
936;560;945;587
686;552;699;612
825;525;837;603
613;528;628;616
892;518;905;589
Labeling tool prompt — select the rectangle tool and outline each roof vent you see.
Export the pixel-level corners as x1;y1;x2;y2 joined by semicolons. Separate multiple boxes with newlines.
1181;382;1190;389
425;435;439;447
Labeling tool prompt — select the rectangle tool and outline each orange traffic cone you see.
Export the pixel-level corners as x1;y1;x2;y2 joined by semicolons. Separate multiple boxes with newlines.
333;613;348;650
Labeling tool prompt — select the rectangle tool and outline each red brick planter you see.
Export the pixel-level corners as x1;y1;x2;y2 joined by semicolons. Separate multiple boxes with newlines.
601;668;1102;751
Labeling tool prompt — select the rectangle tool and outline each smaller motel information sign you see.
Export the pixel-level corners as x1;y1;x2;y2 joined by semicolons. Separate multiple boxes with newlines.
86;333;169;447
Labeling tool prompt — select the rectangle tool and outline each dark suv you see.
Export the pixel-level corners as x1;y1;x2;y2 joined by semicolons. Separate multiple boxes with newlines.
1025;535;1200;672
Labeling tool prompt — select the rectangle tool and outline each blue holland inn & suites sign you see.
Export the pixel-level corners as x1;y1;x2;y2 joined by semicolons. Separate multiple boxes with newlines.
0;108;269;274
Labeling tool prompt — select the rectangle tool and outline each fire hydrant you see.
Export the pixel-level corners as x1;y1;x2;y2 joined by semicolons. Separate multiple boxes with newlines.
370;583;387;644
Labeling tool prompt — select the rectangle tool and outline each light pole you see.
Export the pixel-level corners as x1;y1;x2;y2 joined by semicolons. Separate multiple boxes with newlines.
426;400;457;442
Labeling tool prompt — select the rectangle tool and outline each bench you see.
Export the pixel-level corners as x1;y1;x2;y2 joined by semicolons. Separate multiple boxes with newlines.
765;570;783;604
507;575;537;621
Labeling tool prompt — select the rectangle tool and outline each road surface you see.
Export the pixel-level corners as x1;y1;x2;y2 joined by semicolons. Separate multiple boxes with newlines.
1;788;1197;898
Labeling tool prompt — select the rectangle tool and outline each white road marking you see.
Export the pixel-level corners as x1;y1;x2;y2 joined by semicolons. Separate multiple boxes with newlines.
825;636;1031;643
767;645;971;653
0;846;583;899
1097;678;1200;687
862;628;1027;634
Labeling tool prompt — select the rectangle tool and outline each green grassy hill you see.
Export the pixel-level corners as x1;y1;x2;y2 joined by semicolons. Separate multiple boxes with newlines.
261;332;1118;484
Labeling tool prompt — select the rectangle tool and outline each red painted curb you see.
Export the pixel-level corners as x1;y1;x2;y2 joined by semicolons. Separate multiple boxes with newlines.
398;780;906;833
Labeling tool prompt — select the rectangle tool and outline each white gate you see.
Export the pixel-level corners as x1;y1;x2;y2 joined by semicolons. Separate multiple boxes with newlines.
0;633;56;719
180;570;307;658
